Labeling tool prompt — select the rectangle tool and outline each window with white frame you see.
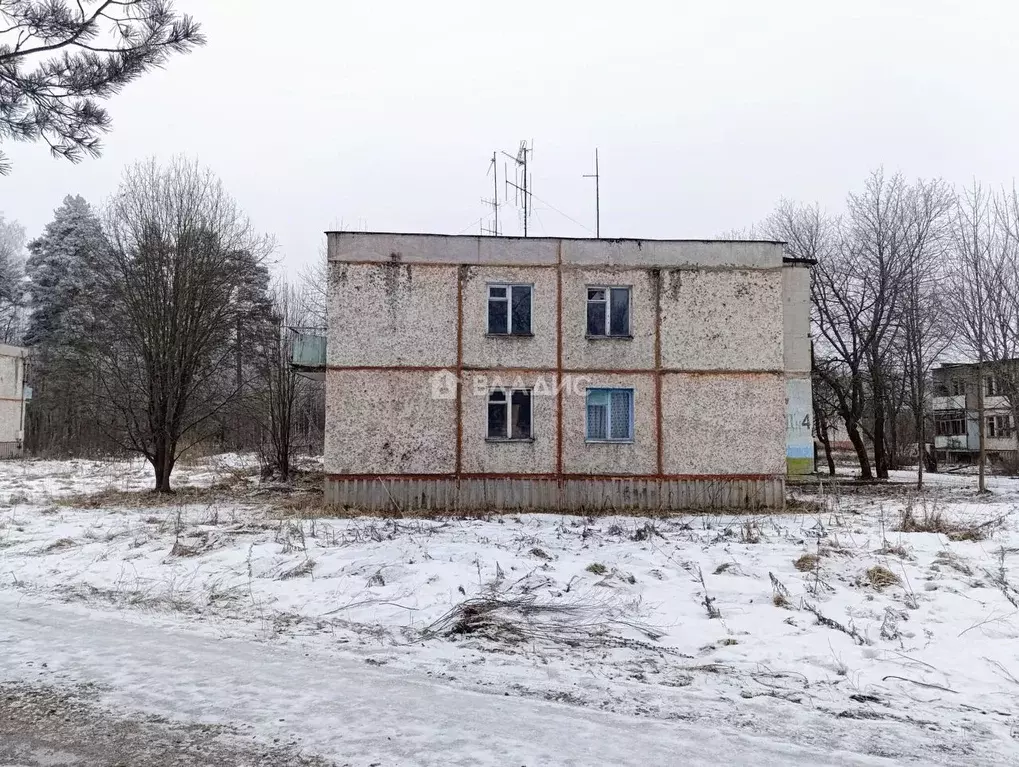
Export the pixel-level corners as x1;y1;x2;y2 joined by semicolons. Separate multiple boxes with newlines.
935;417;966;437
987;414;1013;438
487;284;532;335
586;287;630;337
986;376;999;396
487;388;533;440
585;388;634;442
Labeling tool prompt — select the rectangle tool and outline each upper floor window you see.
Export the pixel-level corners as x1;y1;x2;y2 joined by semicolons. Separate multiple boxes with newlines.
587;287;630;338
985;376;999;396
950;379;965;396
936;417;966;437
488;284;532;336
487;388;532;440
987;414;1013;438
586;388;634;442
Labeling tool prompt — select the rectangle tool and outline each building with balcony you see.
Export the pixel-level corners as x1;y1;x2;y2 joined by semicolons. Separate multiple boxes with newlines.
933;362;1019;462
319;232;813;511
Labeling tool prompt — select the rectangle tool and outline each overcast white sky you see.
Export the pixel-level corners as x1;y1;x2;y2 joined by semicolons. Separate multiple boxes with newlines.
3;0;1018;275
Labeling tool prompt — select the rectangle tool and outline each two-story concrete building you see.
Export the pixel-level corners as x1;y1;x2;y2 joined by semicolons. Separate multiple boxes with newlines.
321;232;812;511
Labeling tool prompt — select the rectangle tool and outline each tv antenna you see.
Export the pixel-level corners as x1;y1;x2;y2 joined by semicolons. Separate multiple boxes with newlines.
582;148;600;238
481;152;500;236
502;140;533;236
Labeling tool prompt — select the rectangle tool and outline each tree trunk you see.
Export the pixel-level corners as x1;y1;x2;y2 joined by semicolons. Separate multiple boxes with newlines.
846;419;873;479
872;398;889;479
977;364;987;493
818;424;836;476
152;439;174;493
916;410;924;489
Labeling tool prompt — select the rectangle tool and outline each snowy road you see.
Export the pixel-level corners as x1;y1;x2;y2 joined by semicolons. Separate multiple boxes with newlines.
0;594;888;766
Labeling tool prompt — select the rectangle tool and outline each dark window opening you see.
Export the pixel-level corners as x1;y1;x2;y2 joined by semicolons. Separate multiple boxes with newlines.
488;284;532;335
488;388;532;440
587;287;630;337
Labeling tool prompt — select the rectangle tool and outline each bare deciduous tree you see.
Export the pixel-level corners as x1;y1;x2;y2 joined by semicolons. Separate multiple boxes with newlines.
85;157;272;491
252;279;309;482
763;200;877;478
946;183;1019;492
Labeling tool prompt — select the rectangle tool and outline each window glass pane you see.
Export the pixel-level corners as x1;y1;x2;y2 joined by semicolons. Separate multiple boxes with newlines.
489;389;506;402
587;403;607;440
587;301;606;336
511;390;531;439
488;401;507;438
511;286;531;334
610;288;630;336
610;391;632;440
588;288;606;301
488;297;508;334
489;286;507;298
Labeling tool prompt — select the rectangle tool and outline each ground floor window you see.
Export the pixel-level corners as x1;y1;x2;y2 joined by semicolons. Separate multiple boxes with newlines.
586;388;634;442
487;389;532;440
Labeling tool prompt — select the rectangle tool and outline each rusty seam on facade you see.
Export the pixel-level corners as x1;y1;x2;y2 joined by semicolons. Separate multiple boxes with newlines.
455;266;465;478
326;472;782;482
325;364;784;376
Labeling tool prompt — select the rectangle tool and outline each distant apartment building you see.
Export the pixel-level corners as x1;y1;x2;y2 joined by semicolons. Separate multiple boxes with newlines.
314;232;813;511
0;344;29;459
933;362;1019;462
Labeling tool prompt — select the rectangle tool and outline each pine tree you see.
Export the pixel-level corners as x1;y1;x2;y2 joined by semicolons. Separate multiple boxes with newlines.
25;196;106;348
24;195;108;452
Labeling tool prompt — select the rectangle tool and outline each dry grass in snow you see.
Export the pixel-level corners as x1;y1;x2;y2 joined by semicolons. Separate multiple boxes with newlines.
2;458;1019;764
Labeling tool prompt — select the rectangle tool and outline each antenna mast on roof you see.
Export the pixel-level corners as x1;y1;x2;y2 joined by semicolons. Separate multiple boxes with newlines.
582;148;600;238
502;140;533;236
481;152;500;236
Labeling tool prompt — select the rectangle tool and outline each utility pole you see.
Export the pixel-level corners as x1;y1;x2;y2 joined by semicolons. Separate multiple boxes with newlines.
583;148;600;238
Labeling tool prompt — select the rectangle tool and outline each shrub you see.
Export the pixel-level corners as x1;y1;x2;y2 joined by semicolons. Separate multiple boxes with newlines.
866;565;900;590
794;553;819;572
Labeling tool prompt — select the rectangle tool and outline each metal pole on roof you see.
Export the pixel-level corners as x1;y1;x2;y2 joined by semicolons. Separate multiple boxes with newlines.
583;148;601;238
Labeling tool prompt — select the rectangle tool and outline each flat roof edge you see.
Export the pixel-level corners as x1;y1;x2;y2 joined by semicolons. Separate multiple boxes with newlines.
325;230;787;246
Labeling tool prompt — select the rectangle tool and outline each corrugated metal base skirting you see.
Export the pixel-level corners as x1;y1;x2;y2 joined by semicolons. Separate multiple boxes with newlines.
0;442;23;460
325;476;785;512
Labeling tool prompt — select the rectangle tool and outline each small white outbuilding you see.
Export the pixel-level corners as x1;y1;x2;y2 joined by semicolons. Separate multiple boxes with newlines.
0;344;29;458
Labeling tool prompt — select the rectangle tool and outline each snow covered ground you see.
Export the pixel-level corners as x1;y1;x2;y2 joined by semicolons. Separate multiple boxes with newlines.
2;457;1019;764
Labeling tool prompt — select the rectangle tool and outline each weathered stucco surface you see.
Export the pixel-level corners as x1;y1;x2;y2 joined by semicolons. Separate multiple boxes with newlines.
325;369;456;475
561;374;657;475
560;268;656;371
460;266;557;370
459;372;557;474
328;232;786;270
0;348;25;446
327;263;457;367
559;239;784;269
659;269;783;372
662;373;786;475
782;264;811;375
